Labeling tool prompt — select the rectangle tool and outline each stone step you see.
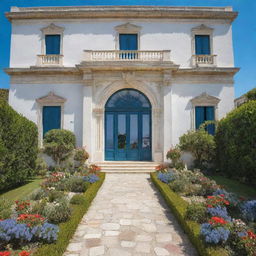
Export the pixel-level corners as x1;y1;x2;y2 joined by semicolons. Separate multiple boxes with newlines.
95;161;160;173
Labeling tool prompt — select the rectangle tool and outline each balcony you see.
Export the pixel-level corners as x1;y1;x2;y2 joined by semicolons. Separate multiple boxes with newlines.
84;50;171;62
37;54;63;66
192;55;217;67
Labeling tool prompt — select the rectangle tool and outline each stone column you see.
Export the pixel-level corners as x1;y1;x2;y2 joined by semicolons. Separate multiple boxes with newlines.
82;71;93;160
163;70;173;161
93;108;104;162
153;108;163;162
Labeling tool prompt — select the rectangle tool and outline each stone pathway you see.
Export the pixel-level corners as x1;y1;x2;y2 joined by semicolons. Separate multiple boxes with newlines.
64;174;197;256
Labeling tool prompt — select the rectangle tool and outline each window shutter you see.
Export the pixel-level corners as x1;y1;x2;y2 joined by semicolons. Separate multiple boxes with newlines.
195;35;210;55
206;106;215;135
195;106;205;129
45;35;61;55
43;106;61;136
119;34;138;50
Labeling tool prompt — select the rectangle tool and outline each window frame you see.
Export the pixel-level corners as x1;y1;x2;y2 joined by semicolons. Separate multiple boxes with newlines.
40;23;64;56
191;24;213;56
36;92;66;146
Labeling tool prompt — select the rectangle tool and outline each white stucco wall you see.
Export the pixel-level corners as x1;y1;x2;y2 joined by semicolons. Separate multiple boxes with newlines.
170;82;235;145
9;83;84;146
10;20;234;68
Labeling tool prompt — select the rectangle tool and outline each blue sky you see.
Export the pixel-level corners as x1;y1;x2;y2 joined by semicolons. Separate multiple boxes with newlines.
0;0;255;97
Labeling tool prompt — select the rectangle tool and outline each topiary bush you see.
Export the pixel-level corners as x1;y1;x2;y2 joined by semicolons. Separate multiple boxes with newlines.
43;129;76;166
0;100;38;191
215;101;256;184
179;129;216;169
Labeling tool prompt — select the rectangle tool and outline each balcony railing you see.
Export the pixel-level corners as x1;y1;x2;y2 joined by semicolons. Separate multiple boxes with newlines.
37;55;63;66
84;50;171;62
192;55;217;66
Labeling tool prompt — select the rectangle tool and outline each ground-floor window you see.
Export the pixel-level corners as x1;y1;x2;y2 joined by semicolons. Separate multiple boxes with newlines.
195;106;215;135
42;106;61;136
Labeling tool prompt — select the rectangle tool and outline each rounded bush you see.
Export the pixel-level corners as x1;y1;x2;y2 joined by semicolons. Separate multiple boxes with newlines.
70;194;86;205
215;101;256;184
44;129;76;166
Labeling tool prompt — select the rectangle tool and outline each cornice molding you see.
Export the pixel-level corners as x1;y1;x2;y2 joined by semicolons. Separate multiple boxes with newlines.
175;67;240;75
5;67;79;75
6;6;238;22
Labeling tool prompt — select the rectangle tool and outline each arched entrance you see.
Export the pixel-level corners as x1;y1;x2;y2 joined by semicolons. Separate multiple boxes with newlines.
105;89;152;161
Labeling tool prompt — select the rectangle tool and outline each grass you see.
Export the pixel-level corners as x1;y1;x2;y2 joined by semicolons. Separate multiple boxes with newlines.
209;175;256;199
0;177;44;201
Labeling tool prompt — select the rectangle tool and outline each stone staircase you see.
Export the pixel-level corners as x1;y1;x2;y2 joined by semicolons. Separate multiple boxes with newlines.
96;161;160;173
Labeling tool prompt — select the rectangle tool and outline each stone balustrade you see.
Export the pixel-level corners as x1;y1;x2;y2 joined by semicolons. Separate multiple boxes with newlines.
84;50;171;62
192;54;217;66
37;55;63;66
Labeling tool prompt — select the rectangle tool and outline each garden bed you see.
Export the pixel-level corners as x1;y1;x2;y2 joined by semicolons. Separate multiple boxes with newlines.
151;170;256;256
0;165;105;256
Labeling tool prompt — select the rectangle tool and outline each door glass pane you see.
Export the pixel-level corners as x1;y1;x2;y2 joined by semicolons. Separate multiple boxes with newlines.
130;114;138;149
106;114;114;149
118;114;126;149
142;114;150;148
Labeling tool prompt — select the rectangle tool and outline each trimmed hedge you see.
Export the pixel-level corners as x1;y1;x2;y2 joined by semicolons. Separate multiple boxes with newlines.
215;100;256;184
151;173;229;256
34;172;105;256
0;100;38;191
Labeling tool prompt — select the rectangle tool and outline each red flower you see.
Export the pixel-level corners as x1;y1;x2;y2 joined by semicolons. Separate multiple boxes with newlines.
220;194;225;197
209;216;228;225
0;252;11;256
207;204;213;208
19;251;31;256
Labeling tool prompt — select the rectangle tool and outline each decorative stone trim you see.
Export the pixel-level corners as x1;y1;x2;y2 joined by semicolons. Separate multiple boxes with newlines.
6;6;238;22
40;23;65;34
36;92;66;146
115;22;141;33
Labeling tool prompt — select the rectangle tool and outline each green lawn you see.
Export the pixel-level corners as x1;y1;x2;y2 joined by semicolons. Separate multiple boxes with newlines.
210;175;256;199
0;177;44;201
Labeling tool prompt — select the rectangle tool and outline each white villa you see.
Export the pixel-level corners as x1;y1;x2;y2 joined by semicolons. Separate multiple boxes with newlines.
5;6;239;164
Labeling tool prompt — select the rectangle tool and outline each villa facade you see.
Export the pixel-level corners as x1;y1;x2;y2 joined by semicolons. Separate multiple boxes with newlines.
5;6;239;162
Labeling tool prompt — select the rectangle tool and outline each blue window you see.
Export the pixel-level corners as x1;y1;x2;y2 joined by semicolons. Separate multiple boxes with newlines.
195;106;215;135
42;106;61;136
45;35;61;55
119;34;138;50
195;35;210;55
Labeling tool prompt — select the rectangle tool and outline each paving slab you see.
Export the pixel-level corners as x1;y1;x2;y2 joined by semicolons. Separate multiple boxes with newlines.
64;173;197;256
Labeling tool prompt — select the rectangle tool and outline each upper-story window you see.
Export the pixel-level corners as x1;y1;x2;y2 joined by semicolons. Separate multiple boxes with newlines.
195;35;210;55
45;34;61;55
191;24;216;66
38;23;64;66
119;34;138;50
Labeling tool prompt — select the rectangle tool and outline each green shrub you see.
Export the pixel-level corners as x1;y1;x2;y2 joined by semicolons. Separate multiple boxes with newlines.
74;147;89;167
35;157;48;177
0;100;38;191
29;188;48;201
47;190;65;203
0;89;8;102
43;199;71;224
186;202;207;223
56;177;89;193
151;173;229;256
179;129;215;169
44;129;76;166
215;101;256;184
70;194;86;205
34;173;105;256
166;147;185;170
30;199;47;215
0;197;12;219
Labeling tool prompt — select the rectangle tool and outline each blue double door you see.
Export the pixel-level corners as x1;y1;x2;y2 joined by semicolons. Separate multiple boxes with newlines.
105;111;151;161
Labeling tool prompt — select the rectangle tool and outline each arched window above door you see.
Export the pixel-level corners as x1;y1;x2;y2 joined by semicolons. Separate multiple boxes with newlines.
105;89;151;110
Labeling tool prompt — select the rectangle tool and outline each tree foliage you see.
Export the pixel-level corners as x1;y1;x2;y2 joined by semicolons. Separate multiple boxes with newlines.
245;87;256;101
0;89;8;102
43;129;76;166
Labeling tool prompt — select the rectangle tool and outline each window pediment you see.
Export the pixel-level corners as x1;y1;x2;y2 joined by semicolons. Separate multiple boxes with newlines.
191;92;220;106
41;23;65;34
115;22;141;33
192;24;213;34
36;91;66;104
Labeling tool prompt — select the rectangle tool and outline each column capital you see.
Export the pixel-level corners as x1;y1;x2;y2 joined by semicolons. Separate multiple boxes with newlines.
93;108;104;117
163;69;172;86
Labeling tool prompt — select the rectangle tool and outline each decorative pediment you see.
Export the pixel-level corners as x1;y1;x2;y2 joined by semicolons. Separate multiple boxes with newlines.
191;92;220;106
36;91;66;104
40;23;65;34
192;24;213;33
115;22;141;33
